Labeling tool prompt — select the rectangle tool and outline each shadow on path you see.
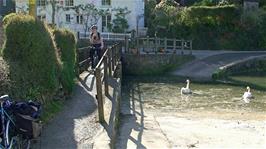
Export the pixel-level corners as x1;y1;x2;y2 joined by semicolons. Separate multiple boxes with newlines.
116;82;146;149
32;74;100;149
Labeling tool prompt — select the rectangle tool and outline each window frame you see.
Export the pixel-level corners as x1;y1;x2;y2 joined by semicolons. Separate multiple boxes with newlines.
37;0;46;7
76;15;83;24
102;0;111;6
66;14;71;23
65;0;74;7
3;0;7;6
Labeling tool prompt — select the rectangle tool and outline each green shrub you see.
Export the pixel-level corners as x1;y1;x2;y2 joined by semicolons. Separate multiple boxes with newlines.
53;28;77;94
147;3;266;50
0;57;10;95
2;14;61;102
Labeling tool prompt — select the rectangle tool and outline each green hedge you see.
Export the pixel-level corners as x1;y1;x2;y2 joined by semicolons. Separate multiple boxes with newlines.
53;29;77;94
0;57;10;95
2;14;61;102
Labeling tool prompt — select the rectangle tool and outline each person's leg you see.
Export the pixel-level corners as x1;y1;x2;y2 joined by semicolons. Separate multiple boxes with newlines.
95;44;102;61
96;48;101;61
90;47;95;69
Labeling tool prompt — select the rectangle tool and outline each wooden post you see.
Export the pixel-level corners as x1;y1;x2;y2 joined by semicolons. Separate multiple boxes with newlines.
155;37;158;54
190;40;193;55
125;36;129;53
112;46;115;71
95;68;104;123
164;37;167;51
136;37;140;54
104;56;109;96
147;36;150;52
108;50;112;76
173;39;176;54
181;39;184;55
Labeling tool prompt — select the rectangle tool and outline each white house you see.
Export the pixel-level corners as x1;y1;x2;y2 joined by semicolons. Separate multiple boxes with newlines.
16;0;145;38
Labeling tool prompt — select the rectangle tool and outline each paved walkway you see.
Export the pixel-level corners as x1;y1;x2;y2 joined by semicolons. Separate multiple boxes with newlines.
172;51;266;81
32;72;102;149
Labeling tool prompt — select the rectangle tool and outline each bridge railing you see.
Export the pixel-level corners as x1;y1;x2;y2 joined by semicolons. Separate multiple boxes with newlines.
124;37;192;55
77;42;122;123
77;46;93;74
78;31;131;41
94;43;122;123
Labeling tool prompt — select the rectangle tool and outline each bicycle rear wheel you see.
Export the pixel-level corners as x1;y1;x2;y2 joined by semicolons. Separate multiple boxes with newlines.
5;120;30;149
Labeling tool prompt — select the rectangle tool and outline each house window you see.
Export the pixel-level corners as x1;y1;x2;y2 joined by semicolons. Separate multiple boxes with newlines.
37;0;46;6
102;14;111;32
102;0;111;5
66;14;71;23
76;15;83;24
3;0;7;6
65;0;74;7
37;15;46;21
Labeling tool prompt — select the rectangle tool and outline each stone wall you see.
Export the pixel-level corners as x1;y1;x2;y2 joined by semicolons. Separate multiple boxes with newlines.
213;55;266;79
122;54;195;75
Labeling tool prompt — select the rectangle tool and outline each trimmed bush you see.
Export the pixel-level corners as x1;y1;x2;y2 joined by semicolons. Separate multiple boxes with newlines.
0;57;10;95
2;14;61;102
53;28;77;93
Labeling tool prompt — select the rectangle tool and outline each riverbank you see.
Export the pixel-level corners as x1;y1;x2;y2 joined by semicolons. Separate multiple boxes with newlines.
116;78;266;149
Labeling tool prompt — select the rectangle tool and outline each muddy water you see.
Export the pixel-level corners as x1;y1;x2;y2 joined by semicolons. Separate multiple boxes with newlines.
118;77;266;148
122;77;266;119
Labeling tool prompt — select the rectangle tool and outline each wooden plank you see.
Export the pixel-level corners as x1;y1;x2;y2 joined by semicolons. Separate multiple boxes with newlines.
95;68;105;123
104;56;109;96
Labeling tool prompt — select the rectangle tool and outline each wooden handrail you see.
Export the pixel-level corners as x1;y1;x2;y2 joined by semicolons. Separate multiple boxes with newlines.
94;42;121;123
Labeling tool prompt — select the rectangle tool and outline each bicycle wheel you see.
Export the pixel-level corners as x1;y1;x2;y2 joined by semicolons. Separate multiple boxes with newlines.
5;119;17;149
16;135;30;149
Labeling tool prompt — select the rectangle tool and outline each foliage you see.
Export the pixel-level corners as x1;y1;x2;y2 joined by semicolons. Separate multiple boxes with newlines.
193;0;219;6
0;57;10;95
74;4;108;36
2;14;61;102
111;7;131;33
53;28;77;94
145;0;157;35
146;2;266;50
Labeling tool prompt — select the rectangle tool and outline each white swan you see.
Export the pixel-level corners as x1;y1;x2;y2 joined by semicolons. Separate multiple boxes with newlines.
242;86;254;103
181;79;192;95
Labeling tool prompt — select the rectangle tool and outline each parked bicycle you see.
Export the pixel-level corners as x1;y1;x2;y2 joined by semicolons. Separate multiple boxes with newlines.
0;95;42;149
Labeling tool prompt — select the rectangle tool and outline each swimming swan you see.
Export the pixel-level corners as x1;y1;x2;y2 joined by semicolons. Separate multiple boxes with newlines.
181;79;192;95
242;86;254;103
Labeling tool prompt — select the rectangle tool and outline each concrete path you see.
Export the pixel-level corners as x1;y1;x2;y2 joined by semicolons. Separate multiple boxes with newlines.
32;72;102;149
171;51;266;81
116;84;171;149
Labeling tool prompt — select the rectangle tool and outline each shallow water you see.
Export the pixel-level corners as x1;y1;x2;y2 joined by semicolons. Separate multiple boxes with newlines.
122;77;266;115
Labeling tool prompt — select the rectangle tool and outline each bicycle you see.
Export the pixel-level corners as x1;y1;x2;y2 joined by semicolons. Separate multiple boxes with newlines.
0;95;23;149
0;95;38;149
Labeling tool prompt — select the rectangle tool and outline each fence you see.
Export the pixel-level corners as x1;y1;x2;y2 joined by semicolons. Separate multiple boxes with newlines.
125;37;193;55
76;46;93;74
78;32;131;41
94;43;122;123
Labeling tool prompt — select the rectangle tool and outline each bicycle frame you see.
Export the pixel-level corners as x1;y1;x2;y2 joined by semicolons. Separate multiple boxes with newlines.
0;97;17;149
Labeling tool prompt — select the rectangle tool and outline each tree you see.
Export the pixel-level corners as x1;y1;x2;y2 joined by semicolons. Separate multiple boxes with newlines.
111;7;131;33
75;4;108;37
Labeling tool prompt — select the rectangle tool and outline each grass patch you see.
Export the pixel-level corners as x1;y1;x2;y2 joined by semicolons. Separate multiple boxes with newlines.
41;99;64;123
228;76;266;91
